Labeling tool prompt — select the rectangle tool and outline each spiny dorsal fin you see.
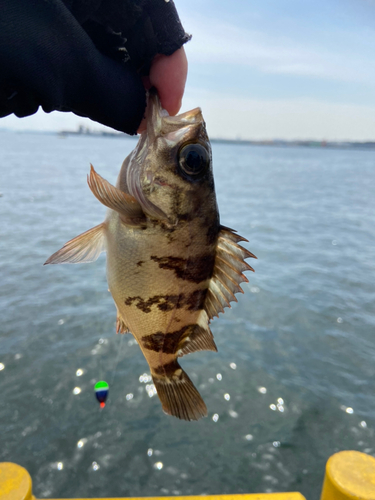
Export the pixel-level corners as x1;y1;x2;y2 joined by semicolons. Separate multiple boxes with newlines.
204;225;257;320
177;316;217;356
44;223;105;264
87;164;145;225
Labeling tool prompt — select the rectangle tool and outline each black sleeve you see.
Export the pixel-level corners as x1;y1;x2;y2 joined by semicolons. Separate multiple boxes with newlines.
0;0;191;134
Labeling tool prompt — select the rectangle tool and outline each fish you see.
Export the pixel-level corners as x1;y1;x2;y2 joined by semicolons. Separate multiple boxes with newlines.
45;90;256;421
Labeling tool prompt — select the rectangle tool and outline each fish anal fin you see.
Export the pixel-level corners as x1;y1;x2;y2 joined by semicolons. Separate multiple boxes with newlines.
204;226;256;319
116;312;130;334
87;165;145;226
152;362;207;421
44;223;105;265
177;322;217;357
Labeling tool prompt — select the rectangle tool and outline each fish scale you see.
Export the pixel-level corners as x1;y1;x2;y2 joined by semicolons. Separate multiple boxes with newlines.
107;218;210;330
107;223;215;380
45;90;256;421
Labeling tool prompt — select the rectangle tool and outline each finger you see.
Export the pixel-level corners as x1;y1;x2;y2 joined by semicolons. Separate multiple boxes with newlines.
149;47;188;116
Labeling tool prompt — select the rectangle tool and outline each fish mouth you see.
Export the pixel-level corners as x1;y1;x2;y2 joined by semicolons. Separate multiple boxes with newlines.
147;88;204;139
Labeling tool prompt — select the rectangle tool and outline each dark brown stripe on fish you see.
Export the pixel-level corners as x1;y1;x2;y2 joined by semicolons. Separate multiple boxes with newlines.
153;360;180;377
185;289;207;311
143;324;211;354
142;325;192;353
124;294;181;313
150;254;215;283
124;290;207;313
203;217;220;245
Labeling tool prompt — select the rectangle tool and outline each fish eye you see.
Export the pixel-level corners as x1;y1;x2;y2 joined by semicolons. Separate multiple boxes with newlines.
178;143;210;178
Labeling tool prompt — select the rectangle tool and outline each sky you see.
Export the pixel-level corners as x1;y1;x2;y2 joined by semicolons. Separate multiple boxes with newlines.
2;0;375;140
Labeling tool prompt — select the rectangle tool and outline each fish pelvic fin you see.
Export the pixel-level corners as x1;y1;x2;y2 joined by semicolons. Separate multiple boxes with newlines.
152;361;207;421
44;223;105;264
87;164;145;226
205;225;257;319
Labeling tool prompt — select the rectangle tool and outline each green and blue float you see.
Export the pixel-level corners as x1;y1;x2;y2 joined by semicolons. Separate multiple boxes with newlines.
94;380;109;408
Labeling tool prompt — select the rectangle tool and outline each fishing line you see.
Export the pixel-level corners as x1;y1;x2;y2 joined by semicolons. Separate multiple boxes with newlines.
93;252;127;407
110;331;125;387
91;255;111;407
95;324;126;408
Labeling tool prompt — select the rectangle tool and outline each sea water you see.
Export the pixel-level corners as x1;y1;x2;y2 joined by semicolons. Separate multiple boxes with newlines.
0;130;374;498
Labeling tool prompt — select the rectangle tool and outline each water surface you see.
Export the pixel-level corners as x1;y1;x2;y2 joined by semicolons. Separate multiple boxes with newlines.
1;131;374;498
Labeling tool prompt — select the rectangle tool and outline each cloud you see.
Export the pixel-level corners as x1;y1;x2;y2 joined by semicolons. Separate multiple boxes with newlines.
183;16;375;83
182;89;375;141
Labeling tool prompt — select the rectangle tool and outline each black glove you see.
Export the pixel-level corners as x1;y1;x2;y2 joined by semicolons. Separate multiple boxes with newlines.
0;0;190;134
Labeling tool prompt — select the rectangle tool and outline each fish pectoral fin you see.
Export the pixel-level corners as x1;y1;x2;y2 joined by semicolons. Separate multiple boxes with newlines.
177;320;217;357
152;362;207;421
204;225;257;319
44;223;105;264
87;164;145;225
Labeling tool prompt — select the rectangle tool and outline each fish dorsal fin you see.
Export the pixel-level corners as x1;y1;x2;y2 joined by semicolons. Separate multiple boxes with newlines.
87;165;145;226
44;223;105;264
204;225;257;320
177;313;217;357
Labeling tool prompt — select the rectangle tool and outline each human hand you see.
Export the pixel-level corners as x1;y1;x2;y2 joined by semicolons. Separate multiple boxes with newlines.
0;0;189;135
138;47;188;133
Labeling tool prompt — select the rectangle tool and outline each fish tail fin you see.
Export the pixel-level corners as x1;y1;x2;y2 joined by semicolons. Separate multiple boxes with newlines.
152;362;207;421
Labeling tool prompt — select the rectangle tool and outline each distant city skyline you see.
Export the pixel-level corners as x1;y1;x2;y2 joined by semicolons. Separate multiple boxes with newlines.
2;0;375;140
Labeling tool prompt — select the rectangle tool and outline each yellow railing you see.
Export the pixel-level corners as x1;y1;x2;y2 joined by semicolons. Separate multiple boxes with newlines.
1;451;375;500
